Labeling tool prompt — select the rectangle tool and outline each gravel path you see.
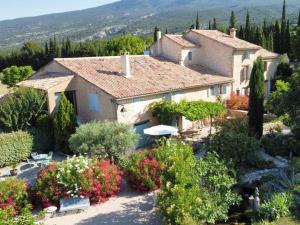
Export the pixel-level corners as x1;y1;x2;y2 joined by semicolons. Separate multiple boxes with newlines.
44;181;163;225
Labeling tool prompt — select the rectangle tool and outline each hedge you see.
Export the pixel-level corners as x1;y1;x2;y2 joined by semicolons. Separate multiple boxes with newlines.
0;131;33;167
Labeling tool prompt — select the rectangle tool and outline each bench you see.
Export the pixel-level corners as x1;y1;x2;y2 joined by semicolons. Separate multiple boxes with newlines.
59;197;90;214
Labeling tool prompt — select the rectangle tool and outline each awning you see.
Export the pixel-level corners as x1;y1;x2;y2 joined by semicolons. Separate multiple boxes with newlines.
144;125;179;136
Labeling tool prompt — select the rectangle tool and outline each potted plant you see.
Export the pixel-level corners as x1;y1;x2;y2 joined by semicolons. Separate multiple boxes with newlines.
10;163;18;176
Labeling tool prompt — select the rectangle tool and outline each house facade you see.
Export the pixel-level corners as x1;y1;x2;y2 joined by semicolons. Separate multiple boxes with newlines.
150;28;279;96
19;29;279;147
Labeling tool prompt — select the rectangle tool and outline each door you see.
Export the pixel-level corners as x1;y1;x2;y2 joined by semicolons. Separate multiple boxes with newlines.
134;121;151;149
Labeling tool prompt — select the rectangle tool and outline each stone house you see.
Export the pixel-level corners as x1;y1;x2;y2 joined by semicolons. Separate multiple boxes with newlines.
19;29;279;147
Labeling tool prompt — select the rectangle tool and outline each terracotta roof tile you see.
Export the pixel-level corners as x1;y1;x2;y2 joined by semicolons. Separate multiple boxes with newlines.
191;29;261;50
55;56;232;99
165;34;199;48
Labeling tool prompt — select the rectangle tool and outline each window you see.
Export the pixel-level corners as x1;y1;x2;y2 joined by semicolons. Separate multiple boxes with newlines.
209;87;215;96
209;85;226;96
221;85;228;95
242;51;250;61
188;51;193;61
163;93;172;101
88;93;100;112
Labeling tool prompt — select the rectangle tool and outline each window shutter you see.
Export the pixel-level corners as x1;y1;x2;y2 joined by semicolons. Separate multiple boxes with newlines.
88;93;100;112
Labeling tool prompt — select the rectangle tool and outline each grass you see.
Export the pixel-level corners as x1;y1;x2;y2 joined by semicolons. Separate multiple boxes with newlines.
277;216;300;225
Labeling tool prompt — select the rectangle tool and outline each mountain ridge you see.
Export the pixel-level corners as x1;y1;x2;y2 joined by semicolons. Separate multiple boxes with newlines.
0;0;299;49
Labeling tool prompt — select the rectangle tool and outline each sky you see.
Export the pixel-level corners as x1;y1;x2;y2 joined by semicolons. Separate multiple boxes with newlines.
0;0;119;21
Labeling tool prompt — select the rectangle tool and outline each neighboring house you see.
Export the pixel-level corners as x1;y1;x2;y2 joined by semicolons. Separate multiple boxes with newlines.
150;28;279;96
19;28;279;147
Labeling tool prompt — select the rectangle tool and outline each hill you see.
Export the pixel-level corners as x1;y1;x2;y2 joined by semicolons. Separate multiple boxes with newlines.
0;0;299;49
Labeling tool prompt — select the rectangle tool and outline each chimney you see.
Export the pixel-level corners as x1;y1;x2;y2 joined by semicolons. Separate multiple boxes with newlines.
230;28;237;39
121;52;131;78
156;30;162;41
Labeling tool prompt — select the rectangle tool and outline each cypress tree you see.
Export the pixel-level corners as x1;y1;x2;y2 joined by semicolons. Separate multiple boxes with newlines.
282;0;286;22
238;25;244;39
274;20;281;53
298;11;300;27
295;27;300;60
44;42;49;56
165;28;168;34
280;0;287;53
153;26;159;42
65;37;72;57
213;17;217;29
53;93;77;153
286;20;291;56
196;12;200;29
267;32;274;52
248;57;265;138
229;11;236;29
208;20;212;30
245;10;251;41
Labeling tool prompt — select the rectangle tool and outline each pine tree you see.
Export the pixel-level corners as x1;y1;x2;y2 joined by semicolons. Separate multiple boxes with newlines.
213;17;217;29
245;10;251;41
249;57;265;138
196;12;200;29
53;93;77;153
229;11;236;29
208;20;212;30
274;20;281;53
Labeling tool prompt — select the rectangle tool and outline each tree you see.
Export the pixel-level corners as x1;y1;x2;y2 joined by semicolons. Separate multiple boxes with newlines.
282;0;286;22
280;0;287;54
1;65;33;87
69;121;138;163
238;25;244;39
229;11;236;29
53;93;77;153
274;20;281;53
295;27;300;60
208;20;211;30
267;31;274;51
298;11;300;27
154;26;160;42
248;57;265;138
285;20;291;56
245;10;251;41
0;87;46;132
105;35;145;55
195;12;200;29
213;17;217;29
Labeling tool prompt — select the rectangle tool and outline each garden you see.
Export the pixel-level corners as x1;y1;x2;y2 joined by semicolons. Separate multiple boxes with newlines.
0;59;300;225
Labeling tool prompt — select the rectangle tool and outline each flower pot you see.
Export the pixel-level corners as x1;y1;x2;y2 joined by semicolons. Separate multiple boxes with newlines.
10;169;18;176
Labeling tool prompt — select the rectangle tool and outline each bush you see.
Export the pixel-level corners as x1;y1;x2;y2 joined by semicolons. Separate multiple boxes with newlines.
69;121;138;163
261;133;293;157
0;178;31;218
30;114;54;153
53;93;77;153
226;93;249;110
156;140;240;225
1;65;33;87
0;131;33;167
125;150;163;192
0;87;46;132
258;192;294;221
208;128;261;173
35;156;122;208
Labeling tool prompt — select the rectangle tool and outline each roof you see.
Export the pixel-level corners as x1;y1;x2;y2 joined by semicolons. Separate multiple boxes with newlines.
191;29;261;50
54;56;232;99
18;73;74;90
258;48;280;59
164;34;198;48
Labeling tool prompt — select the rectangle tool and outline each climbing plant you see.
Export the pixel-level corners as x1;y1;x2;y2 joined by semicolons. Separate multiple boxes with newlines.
150;100;226;125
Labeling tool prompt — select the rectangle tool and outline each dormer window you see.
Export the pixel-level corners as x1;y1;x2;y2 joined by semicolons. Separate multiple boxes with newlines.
242;51;250;61
188;51;193;61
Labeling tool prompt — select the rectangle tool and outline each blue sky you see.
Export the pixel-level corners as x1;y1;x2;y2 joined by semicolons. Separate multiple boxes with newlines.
0;0;119;21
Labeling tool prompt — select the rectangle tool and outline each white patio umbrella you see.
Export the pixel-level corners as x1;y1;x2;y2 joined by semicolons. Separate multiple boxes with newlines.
144;125;179;136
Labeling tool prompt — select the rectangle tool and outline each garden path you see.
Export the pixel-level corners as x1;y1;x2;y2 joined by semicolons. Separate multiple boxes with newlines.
44;180;163;225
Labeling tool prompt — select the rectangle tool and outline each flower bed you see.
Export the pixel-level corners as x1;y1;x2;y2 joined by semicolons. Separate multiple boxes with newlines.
0;178;31;217
226;93;249;110
35;156;123;208
125;150;163;192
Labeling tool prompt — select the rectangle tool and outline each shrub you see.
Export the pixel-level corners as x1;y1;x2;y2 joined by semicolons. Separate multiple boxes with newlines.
35;156;122;208
0;87;46;132
125;150;163;192
208;128;261;173
149;100;177;125
0;131;33;167
1;65;33;87
261;133;293;157
156;140;239;225
69;121;138;163
0;178;31;217
258;192;294;221
0;207;36;225
53;93;77;153
226;93;249;110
